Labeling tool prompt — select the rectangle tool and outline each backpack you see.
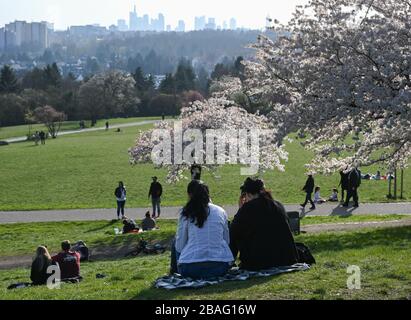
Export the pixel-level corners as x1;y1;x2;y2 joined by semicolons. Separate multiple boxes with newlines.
295;242;316;265
72;241;90;262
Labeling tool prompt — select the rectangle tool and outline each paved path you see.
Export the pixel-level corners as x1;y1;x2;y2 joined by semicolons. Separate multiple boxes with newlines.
1;202;411;224
4;120;157;143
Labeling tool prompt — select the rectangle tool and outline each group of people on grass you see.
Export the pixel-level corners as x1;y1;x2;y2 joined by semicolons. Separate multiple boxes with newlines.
114;177;163;220
32;131;47;145
301;167;362;210
120;212;157;234
30;241;82;286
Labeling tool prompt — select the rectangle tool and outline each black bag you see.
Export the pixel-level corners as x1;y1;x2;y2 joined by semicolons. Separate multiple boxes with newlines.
295;242;316;265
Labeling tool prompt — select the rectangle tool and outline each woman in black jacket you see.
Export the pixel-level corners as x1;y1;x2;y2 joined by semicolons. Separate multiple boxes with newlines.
31;246;58;285
230;178;298;271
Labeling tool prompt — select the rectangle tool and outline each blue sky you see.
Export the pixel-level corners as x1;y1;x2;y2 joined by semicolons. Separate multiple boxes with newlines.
0;0;309;30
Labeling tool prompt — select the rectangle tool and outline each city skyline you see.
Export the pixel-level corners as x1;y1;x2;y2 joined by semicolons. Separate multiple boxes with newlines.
0;0;309;31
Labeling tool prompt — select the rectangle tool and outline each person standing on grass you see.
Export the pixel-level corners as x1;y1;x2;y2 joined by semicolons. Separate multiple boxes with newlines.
343;167;362;208
114;181;127;219
300;174;315;210
339;170;349;202
34;131;40;146
148;176;162;218
105;121;109;131
39;131;46;145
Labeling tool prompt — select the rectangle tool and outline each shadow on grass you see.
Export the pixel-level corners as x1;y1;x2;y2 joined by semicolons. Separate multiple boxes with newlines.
300;226;411;254
86;220;117;233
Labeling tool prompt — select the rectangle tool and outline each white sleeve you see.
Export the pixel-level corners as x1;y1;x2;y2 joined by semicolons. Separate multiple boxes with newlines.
222;210;230;245
175;212;188;253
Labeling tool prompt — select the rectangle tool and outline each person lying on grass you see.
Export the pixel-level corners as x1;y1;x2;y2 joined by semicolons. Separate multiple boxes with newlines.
52;240;81;281
31;246;59;286
230;177;298;271
170;180;234;279
122;216;140;234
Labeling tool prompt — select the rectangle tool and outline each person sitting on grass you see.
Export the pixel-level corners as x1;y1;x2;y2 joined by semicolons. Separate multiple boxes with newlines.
52;240;81;281
30;246;59;286
328;188;339;202
170;180;234;279
230;177;298;271
122;216;139;234
314;187;327;204
141;211;156;231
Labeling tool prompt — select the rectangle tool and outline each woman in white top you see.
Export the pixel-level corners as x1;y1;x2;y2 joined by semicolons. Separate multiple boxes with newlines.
314;186;326;204
170;180;234;279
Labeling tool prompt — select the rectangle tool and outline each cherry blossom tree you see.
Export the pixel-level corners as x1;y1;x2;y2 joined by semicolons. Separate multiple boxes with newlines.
129;95;288;182
244;0;411;173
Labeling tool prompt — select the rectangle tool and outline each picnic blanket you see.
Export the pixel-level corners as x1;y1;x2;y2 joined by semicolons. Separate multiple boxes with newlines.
155;263;310;290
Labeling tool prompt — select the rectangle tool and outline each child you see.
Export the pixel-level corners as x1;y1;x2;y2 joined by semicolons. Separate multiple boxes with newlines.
314;187;326;204
328;188;339;202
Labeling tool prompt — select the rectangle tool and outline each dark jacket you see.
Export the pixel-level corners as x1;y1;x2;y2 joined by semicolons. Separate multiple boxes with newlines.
229;197;298;271
348;169;362;189
123;219;139;234
149;182;163;198
302;176;315;193
339;171;349;190
114;187;126;199
30;259;57;285
141;217;156;231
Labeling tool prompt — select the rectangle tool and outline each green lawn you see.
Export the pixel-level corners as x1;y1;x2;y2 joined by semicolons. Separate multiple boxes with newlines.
0;116;162;140
0;215;407;258
0;125;409;211
0;219;409;300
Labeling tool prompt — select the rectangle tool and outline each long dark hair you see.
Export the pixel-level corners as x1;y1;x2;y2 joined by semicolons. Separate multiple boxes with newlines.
241;177;273;201
182;180;210;228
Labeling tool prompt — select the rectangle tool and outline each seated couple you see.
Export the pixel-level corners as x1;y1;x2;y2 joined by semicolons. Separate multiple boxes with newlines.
30;240;82;286
122;213;157;234
170;178;299;279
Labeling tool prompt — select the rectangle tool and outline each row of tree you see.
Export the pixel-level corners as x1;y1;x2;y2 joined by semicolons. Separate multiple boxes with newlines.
0;57;244;128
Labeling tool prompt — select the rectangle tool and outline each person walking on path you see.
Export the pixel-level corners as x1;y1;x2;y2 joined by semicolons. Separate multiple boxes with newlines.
339;170;349;202
148;176;163;218
300;174;315;210
39;131;46;145
105;121;109;131
114;181;127;219
343;168;362;208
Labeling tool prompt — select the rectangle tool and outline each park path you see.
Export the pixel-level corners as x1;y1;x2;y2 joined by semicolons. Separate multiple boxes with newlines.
0;202;411;224
3;120;157;143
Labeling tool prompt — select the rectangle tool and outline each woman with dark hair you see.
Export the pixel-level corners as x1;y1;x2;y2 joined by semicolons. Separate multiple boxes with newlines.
171;180;234;279
114;181;127;219
230;177;298;271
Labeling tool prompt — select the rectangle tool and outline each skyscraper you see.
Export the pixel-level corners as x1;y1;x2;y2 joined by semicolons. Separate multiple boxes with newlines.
0;28;5;50
205;18;216;30
195;16;206;30
129;5;138;31
158;14;165;32
176;20;186;32
230;18;237;30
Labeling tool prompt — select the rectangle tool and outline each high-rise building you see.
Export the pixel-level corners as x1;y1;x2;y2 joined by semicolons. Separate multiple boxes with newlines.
194;16;206;30
166;25;172;32
158;14;165;32
230;18;237;30
176;20;186;32
4;20;48;50
117;19;128;31
129;5;138;31
0;28;5;50
205;18;216;30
